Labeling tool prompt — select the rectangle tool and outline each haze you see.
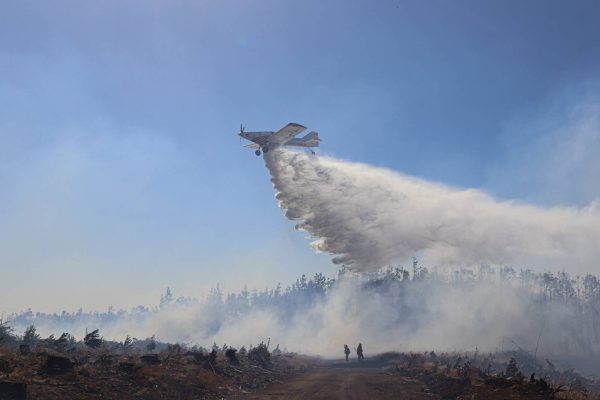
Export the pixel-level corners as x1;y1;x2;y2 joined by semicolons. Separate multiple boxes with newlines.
1;0;600;315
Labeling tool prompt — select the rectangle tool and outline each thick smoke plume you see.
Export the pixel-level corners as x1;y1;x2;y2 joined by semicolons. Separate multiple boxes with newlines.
10;268;600;362
265;149;600;273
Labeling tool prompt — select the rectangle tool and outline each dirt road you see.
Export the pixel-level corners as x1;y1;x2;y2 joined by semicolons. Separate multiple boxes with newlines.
233;358;560;400
236;364;438;400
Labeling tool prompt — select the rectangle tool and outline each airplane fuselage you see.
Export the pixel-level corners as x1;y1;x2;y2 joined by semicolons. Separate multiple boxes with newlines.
238;123;320;156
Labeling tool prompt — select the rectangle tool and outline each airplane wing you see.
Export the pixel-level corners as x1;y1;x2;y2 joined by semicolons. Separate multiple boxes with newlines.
269;123;307;144
243;143;260;149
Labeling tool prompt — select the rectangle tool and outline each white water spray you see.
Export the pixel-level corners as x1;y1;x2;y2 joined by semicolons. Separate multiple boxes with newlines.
265;149;600;272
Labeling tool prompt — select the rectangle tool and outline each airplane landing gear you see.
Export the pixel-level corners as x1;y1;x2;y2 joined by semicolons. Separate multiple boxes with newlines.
262;146;269;153
255;150;261;156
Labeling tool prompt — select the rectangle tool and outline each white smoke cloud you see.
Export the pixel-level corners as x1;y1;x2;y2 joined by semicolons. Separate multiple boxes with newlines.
264;149;600;273
15;271;600;360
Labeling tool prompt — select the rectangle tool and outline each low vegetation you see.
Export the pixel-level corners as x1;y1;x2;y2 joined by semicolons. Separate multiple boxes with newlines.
375;350;600;399
0;325;314;399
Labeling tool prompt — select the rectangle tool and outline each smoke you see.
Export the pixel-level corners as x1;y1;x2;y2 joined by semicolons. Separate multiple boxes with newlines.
8;145;600;364
264;149;600;273
11;269;600;361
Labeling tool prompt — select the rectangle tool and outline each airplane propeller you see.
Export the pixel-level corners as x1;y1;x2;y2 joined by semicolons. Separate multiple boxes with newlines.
239;124;245;141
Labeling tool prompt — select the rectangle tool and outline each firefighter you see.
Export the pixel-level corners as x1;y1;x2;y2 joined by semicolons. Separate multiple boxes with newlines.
356;343;364;361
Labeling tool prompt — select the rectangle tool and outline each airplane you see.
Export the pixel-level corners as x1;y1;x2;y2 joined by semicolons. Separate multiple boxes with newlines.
238;122;321;156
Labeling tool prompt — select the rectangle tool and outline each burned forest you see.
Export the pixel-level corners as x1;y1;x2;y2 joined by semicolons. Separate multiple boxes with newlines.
2;265;600;398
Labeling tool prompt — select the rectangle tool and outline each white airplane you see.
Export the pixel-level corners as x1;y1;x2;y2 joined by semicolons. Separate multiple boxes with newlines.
238;122;321;156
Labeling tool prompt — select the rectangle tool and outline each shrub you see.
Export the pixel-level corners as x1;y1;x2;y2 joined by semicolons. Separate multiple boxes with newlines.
208;349;217;365
84;329;103;349
225;348;238;364
0;318;14;345
121;335;133;351
248;342;271;368
55;333;76;352
146;335;157;352
505;357;520;378
22;325;40;346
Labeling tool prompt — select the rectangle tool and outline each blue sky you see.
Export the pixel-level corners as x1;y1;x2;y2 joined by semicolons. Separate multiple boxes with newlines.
1;0;599;312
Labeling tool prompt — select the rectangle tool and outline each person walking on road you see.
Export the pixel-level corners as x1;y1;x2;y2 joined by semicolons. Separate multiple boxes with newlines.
344;344;351;362
356;343;364;361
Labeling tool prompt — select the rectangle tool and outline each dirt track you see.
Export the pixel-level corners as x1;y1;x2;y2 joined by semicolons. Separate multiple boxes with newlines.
236;363;437;400
233;358;566;400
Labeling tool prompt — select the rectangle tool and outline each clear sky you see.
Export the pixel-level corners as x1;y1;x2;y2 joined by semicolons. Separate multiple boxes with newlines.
1;0;599;313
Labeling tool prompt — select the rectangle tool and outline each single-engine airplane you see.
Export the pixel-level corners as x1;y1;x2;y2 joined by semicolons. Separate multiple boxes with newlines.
238;122;320;156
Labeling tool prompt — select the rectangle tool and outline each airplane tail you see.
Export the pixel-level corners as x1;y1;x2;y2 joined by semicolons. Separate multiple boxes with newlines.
303;131;320;141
